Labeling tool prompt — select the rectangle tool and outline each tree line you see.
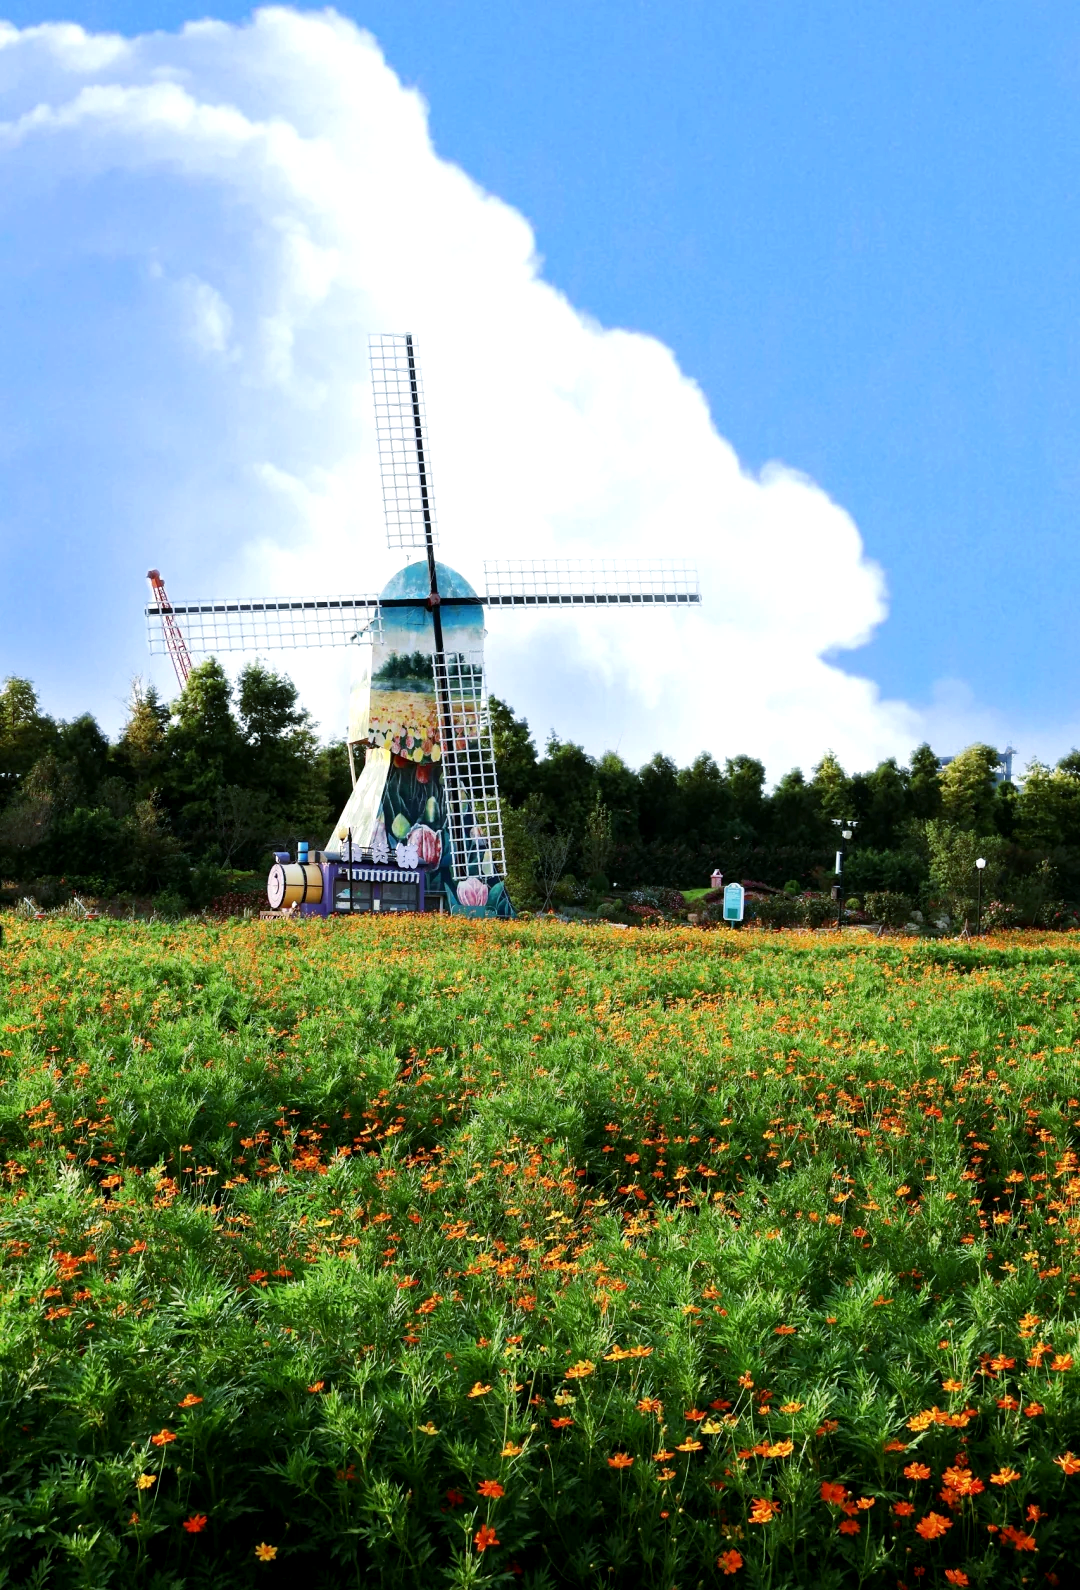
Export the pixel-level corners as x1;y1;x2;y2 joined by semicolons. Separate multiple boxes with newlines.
489;700;1080;925
0;663;349;908
2;664;1079;924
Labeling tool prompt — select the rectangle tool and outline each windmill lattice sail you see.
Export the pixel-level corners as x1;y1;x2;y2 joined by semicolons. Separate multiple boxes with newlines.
433;652;506;883
370;332;438;552
483;560;700;605
145;594;381;655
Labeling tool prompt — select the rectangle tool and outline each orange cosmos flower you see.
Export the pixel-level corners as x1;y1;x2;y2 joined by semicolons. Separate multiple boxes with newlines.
737;1373;754;1389
182;1515;208;1534
254;1543;277;1562
607;1453;634;1469
474;1524;499;1552
904;1462;931;1481
467;1382;492;1398
1024;1403;1045;1417
1051;1354;1074;1372
780;1401;804;1414
892;1501;915;1517
820;1482;847;1505
748;1498;780;1524
149;1429;176;1447
550;1416;573;1429
500;1442;523;1458
944;1572;970;1586
718;1548;743;1574
1000;1525;1037;1551
177;1394;203;1409
838;1519;860;1535
1054;1451;1080;1474
774;1325;796;1335
942;1466;983;1497
990;1467;1021;1485
883;1440;907;1452
915;1512;952;1540
565;1360;595;1379
764;1440;794;1458
306;1382;325;1394
941;1378;965;1393
676;1439;703;1453
477;1480;504;1498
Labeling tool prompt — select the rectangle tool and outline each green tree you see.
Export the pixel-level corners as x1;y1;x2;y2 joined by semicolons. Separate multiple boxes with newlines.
0;676;57;809
939;744;1000;832
489;697;539;807
537;736;598;842
638;753;682;844
116;680;170;796
926;821;1007;923
858;758;910;851
769;768;827;850
811;751;851;821
908;743;942;820
725;755;766;833
677;754;731;849
1014;762;1080;850
161;660;244;851
596;752;641;847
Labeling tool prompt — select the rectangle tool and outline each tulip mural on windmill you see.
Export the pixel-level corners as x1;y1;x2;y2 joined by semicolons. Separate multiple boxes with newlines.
336;558;511;917
145;334;701;917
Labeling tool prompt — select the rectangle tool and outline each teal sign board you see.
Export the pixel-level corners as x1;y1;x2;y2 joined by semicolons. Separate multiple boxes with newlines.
723;883;745;922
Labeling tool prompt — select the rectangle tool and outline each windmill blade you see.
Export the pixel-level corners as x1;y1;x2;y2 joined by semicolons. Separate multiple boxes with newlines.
370;332;438;552
482;559;701;606
431;650;506;883
145;594;382;655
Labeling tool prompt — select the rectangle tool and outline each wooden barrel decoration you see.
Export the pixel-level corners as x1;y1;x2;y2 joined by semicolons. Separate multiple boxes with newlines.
267;863;323;910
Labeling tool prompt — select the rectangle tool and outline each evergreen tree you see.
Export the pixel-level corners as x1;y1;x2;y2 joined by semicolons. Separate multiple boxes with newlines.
938;744;1000;833
908;743;943;820
489;697;539;807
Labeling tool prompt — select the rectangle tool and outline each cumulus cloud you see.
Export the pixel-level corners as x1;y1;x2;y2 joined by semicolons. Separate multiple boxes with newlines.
0;7;988;774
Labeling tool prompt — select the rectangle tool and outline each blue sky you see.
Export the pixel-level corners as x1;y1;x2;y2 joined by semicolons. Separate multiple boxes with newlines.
1;2;1078;773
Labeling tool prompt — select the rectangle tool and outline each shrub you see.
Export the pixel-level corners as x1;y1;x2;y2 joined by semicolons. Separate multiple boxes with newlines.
864;890;912;928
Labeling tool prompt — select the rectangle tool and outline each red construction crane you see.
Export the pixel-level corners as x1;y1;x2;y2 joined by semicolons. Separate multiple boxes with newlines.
145;569;193;689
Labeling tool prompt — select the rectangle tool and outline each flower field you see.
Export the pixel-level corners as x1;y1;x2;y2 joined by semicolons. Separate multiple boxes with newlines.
1;918;1079;1587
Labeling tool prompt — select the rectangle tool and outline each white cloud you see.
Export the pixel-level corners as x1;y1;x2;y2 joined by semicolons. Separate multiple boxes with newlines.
0;6;1001;775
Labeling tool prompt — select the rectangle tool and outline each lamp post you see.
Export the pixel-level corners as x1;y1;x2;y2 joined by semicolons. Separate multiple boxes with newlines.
975;856;986;936
833;820;856;932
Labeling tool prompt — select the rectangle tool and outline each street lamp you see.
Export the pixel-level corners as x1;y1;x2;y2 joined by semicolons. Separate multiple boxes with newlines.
975;856;986;936
832;820;857;931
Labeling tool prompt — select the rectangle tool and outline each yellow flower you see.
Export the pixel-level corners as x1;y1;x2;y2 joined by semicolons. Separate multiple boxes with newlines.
417;1421;439;1436
500;1442;524;1458
254;1543;278;1562
700;1419;723;1435
467;1382;492;1398
135;1473;156;1490
565;1360;596;1380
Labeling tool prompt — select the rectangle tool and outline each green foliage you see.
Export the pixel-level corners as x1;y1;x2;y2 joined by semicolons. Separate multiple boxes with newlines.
863;890;913;928
926;822;1008;923
0;920;1079;1586
939;744;1001;832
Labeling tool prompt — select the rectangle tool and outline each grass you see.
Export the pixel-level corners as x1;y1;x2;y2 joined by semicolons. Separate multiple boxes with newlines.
1;916;1079;1588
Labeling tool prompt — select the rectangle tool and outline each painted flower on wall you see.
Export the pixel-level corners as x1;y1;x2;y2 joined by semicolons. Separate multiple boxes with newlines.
457;877;489;908
408;824;443;867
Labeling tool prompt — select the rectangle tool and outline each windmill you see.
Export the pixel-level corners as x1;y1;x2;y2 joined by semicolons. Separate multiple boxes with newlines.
145;333;701;915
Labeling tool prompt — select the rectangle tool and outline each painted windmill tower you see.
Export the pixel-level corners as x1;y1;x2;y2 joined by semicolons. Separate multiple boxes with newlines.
146;333;701;916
